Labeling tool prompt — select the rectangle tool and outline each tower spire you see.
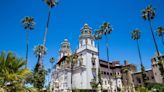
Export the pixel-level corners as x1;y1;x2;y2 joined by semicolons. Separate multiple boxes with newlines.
79;23;95;48
59;39;71;59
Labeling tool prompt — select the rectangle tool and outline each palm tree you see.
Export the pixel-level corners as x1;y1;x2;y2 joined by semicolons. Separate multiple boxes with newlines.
33;62;47;90
131;29;143;66
21;16;35;68
142;5;160;56
156;26;164;45
43;0;58;46
101;22;113;91
65;54;78;91
48;57;55;85
101;22;112;62
131;29;147;84
0;52;32;92
34;44;47;65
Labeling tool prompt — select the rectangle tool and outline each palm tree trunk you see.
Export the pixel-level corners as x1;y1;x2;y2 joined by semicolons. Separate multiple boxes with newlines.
98;40;100;56
105;35;112;91
71;62;73;91
38;55;41;65
41;7;51;67
161;36;164;45
105;35;109;62
148;20;160;57
97;40;103;91
25;30;29;68
136;40;143;66
43;7;51;46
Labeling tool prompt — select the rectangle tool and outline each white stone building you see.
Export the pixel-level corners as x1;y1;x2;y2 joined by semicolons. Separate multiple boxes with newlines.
50;24;124;92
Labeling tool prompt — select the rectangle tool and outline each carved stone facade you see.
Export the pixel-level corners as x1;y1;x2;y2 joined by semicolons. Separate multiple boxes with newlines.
50;24;163;92
132;54;164;86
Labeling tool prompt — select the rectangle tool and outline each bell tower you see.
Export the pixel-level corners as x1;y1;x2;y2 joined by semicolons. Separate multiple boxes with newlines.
76;23;99;89
79;23;95;48
59;39;71;59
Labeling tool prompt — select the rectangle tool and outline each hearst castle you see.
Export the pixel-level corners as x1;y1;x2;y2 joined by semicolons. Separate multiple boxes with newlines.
50;24;164;92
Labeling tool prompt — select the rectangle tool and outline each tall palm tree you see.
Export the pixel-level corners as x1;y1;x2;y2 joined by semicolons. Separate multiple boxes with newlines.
101;22;113;91
0;52;32;92
34;44;47;65
142;5;160;56
131;29;143;65
22;16;35;68
131;29;147;84
43;0;58;46
101;22;112;62
49;57;55;84
156;26;164;45
65;54;78;91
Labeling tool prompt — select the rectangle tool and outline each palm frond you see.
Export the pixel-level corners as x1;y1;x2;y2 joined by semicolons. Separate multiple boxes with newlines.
22;16;35;30
44;0;58;8
142;5;155;20
156;26;164;37
131;29;141;40
101;22;112;35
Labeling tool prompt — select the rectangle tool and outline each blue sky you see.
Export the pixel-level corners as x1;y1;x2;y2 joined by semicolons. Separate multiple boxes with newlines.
0;0;164;71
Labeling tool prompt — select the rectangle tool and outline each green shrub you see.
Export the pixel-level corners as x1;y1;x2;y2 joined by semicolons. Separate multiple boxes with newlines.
145;82;164;92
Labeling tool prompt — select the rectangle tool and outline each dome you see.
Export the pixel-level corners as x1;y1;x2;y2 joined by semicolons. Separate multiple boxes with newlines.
64;39;68;42
60;39;70;50
79;23;94;39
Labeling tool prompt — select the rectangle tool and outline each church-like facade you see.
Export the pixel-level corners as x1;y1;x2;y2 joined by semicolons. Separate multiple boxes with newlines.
50;24;125;92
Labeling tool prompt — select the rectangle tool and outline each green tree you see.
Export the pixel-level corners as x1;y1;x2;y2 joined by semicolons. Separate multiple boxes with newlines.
21;16;35;68
65;54;78;91
43;0;58;46
0;52;32;92
142;5;160;56
136;86;150;92
33;62;47;90
34;44;47;65
33;45;47;90
131;29;147;84
156;26;164;45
